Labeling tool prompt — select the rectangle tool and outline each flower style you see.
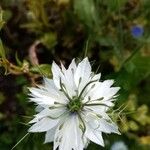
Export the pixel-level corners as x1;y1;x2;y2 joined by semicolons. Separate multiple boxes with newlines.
28;58;120;150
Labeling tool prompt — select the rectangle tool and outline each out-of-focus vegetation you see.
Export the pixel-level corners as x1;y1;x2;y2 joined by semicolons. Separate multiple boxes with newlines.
0;0;150;149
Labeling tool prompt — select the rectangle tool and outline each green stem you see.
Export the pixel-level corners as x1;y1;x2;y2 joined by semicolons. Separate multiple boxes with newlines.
84;37;90;58
11;133;30;150
120;44;143;69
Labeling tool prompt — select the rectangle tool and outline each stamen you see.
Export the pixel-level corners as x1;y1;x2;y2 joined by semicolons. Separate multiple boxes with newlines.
78;79;98;99
84;103;109;107
59;123;64;130
78;112;86;136
59;77;72;101
84;97;104;105
91;84;96;89
77;77;82;90
82;83;96;98
83;96;91;104
54;102;66;106
49;105;65;109
79;77;82;85
96;114;102;119
71;68;74;74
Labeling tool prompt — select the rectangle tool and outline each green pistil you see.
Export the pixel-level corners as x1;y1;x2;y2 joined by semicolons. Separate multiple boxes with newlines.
67;97;83;113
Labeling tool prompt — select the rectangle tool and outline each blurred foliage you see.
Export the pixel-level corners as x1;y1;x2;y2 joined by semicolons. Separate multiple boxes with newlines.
0;0;150;149
0;10;5;30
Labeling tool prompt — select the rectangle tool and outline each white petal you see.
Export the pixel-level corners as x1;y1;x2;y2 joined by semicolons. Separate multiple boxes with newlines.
29;107;66;124
53;115;84;150
85;123;104;146
86;80;120;101
97;118;120;134
29;83;67;105
43;78;58;92
28;117;59;132
52;61;77;98
29;87;55;104
103;87;120;100
92;73;101;81
44;126;57;143
103;80;114;87
35;105;45;112
61;70;77;98
74;57;91;94
84;105;110;120
29;108;51;124
60;62;67;73
99;100;115;107
84;112;119;146
29;97;53;106
68;58;77;72
60;59;77;98
52;61;62;89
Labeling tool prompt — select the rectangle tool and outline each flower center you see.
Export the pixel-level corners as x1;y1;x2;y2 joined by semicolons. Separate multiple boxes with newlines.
67;96;83;113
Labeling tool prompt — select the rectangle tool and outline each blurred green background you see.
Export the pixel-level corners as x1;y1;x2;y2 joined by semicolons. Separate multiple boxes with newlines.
0;0;150;149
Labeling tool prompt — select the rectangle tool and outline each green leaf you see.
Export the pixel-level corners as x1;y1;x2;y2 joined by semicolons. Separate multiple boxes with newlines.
74;0;99;28
40;32;57;49
0;10;5;30
124;51;150;82
30;64;51;76
15;52;22;66
104;0;127;12
0;39;6;58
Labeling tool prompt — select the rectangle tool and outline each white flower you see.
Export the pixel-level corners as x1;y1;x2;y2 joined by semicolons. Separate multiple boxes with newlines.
28;57;120;150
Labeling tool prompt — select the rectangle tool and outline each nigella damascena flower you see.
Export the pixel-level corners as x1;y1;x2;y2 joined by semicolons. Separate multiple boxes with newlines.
28;58;120;150
131;25;144;38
